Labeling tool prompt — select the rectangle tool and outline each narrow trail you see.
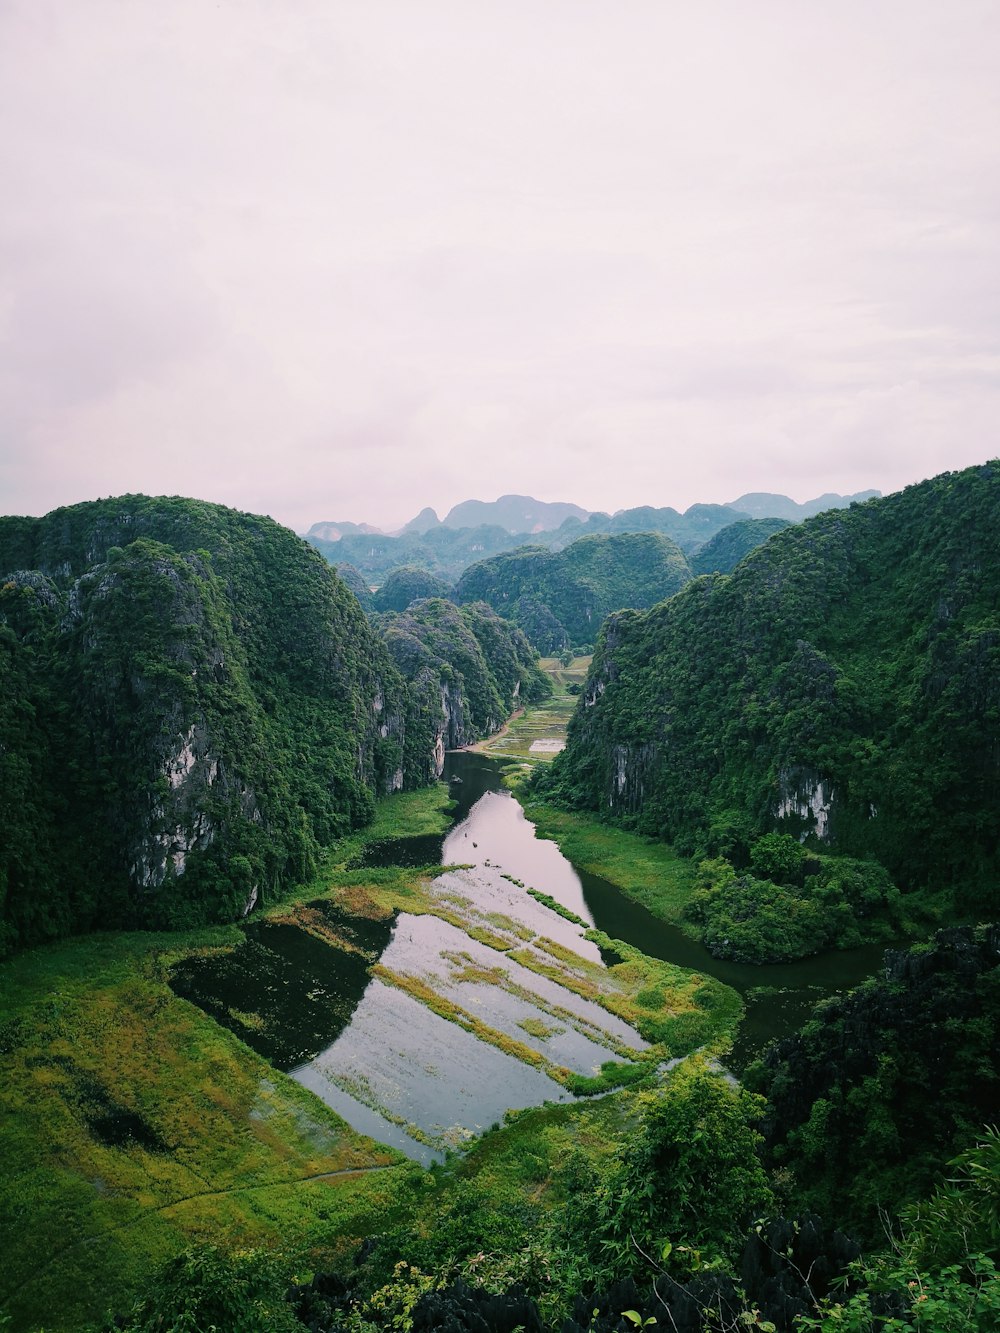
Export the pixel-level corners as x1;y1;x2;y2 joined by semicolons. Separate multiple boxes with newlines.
0;1161;404;1310
458;708;525;753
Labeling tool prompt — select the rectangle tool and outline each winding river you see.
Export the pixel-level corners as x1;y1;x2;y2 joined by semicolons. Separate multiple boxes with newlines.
173;751;896;1163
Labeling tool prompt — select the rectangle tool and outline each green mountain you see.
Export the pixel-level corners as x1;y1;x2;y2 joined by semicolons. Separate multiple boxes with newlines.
371;565;452;613
727;488;881;520
0;497;421;952
330;561;374;612
541;464;1000;908
453;531;693;653
381;597;551;781
526;502;754;553
307;492;868;586
309;522;526;584
689;517;792;575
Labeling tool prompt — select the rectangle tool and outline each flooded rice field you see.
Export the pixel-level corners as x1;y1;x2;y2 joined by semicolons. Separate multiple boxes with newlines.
172;751;893;1162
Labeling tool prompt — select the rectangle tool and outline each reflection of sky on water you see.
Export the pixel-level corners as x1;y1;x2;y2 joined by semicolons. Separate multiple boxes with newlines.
443;788;597;937
292;977;574;1165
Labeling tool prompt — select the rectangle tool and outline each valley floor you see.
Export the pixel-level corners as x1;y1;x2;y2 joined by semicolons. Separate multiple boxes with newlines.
0;746;737;1331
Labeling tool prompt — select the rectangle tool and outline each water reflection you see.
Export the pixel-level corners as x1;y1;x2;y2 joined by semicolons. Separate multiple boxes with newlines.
172;750;892;1162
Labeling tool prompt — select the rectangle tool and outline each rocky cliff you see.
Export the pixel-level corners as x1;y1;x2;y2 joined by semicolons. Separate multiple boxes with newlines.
541;463;1000;907
0;496;413;949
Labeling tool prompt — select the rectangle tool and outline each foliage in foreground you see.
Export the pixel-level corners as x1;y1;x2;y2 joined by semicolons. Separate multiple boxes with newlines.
101;1123;1000;1333
683;836;904;963
746;924;1000;1237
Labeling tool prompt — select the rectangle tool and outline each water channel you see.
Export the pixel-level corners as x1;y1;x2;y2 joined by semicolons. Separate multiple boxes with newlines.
172;751;895;1164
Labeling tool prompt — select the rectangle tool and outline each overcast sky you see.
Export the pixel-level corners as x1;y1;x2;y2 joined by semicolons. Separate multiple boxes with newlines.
1;1;998;533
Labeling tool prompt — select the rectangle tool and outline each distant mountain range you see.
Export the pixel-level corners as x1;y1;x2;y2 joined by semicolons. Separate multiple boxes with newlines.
304;489;881;586
306;489;880;544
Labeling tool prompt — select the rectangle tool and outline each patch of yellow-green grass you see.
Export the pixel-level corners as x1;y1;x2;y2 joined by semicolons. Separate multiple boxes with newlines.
0;931;420;1333
506;929;741;1062
518;1016;564;1041
477;657;592;767
361;781;455;841
371;965;571;1085
522;799;698;924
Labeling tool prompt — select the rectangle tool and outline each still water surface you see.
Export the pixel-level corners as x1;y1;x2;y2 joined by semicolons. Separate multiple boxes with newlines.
173;751;894;1162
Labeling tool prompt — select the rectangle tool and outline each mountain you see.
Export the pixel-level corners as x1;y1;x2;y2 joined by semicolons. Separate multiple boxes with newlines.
306;492;878;585
549;504;752;552
726;489;881;520
381;598;551;781
689;517;792;575
371;565;452;613
454;531;693;653
441;494;589;533
310;523;532;584
398;506;440;536
541;463;1000;907
305;519;385;542
331;561;374;612
0;497;420;952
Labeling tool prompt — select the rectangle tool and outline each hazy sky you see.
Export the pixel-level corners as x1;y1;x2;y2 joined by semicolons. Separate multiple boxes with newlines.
2;2;998;533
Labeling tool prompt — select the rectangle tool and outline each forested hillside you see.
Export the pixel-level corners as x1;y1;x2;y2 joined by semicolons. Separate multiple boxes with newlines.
690;517;792;574
541;464;1000;910
0;496;419;951
380;597;551;781
454;531;692;652
371;565;452;613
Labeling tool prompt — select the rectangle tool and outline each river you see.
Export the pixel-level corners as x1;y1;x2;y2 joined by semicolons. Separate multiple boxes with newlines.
172;751;895;1163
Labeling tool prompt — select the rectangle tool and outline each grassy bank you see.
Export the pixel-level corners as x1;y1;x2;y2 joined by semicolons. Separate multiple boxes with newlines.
522;799;698;924
0;787;457;1332
0;773;737;1330
0;929;419;1332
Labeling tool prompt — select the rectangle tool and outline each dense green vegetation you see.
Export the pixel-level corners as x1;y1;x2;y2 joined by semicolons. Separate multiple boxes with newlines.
689;517;792;575
540;464;1000;919
745;924;1000;1238
4;476;998;1333
0;496;411;949
331;561;374;612
91;993;1000;1331
683;835;904;963
454;532;693;652
371;565;453;612
310;522;537;584
380;597;551;781
0;497;543;954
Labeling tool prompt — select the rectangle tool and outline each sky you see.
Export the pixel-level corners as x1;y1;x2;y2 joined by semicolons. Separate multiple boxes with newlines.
1;2;998;534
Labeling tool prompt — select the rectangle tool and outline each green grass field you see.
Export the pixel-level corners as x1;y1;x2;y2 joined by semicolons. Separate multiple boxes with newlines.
0;736;730;1330
473;656;590;767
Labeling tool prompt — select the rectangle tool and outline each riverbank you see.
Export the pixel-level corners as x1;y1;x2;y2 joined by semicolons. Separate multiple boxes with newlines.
0;784;458;1332
0;766;736;1331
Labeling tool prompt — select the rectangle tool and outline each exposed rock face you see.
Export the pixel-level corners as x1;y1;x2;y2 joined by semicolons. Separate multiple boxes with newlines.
775;767;835;840
380;597;550;785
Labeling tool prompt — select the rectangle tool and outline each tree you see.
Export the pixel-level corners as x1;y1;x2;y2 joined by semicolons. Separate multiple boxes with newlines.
561;1062;773;1280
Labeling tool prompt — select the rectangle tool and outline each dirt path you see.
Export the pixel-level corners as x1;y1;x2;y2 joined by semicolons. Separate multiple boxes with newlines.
456;707;525;753
1;1162;404;1308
